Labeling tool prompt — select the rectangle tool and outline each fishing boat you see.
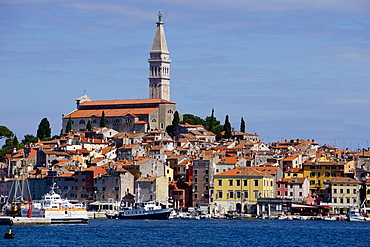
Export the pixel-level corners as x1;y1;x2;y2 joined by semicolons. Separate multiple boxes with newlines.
108;201;172;220
20;185;89;224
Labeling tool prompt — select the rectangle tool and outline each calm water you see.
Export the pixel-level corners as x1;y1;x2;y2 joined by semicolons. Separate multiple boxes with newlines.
1;219;370;247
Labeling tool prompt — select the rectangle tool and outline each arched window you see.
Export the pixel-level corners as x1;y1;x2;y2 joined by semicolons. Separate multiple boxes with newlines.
160;123;164;129
92;119;97;124
167;109;173;114
125;118;132;123
114;119;120;124
79;119;85;125
151;118;157;123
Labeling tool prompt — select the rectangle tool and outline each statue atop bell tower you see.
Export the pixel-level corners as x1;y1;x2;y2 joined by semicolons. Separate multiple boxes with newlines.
148;11;171;101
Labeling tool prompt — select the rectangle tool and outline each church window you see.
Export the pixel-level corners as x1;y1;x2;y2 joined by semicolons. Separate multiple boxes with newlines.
92;119;97;124
160;123;164;129
125;118;132;123
152;118;157;123
167;109;173;114
79;120;85;125
114;119;120;124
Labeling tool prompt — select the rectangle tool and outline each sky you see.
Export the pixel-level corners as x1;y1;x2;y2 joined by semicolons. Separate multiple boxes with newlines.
1;0;370;150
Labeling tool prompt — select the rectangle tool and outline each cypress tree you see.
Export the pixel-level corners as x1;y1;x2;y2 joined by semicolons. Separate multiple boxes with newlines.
207;108;215;133
172;111;180;127
100;111;106;127
37;118;51;140
223;115;232;139
86;120;92;131
240;117;246;133
66;117;72;133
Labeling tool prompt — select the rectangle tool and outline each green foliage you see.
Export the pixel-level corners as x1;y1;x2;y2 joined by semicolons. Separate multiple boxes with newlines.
181;114;206;126
0;126;13;139
86;120;92;131
66;117;72;133
37;118;51;140
100;111;106;127
223;115;232;139
22;134;38;145
172;111;180;127
240;117;245;133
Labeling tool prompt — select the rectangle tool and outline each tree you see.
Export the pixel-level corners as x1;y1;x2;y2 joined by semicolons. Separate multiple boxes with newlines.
172;111;180;127
0;126;13;139
86;120;92;131
22;134;38;145
37;118;51;140
181;114;206;126
223;115;232;139
100;111;106;127
240;117;246;133
66;117;72;133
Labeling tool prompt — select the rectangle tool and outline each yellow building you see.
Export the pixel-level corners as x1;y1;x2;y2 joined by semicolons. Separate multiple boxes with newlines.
213;166;274;214
365;178;370;207
330;177;361;214
284;168;304;179
303;161;344;192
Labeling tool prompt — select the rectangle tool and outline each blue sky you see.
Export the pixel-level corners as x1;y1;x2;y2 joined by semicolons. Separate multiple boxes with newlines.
1;1;370;150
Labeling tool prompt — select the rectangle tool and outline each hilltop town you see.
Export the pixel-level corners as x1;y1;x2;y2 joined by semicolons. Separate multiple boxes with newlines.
1;13;370;218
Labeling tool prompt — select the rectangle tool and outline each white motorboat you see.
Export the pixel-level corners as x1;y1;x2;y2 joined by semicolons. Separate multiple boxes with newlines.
21;186;88;224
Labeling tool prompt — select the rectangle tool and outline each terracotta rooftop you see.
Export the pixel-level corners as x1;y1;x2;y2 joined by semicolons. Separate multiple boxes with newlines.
64;108;158;119
215;166;272;177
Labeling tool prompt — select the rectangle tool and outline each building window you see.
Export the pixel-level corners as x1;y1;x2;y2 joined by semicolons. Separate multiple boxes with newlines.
333;188;337;193
310;180;315;185
346;189;350;194
277;191;281;196
290;192;293;197
205;170;209;174
194;170;198;175
254;180;258;186
229;180;233;186
278;184;281;188
151;118;157;122
340;189;343;194
310;172;315;177
218;180;222;186
299;192;302;197
243;191;248;199
236;191;241;198
228;191;234;199
217;190;222;199
284;191;288;196
167;109;173;114
325;172;330;177
205;178;209;183
194;194;198;199
353;189;357;194
236;180;240;186
160;123;164;129
79;119;85;124
194;178;197;183
254;190;259;199
243;180;247;186
92;119;97;123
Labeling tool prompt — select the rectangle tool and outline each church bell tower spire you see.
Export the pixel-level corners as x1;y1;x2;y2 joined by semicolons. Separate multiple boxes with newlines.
148;11;171;101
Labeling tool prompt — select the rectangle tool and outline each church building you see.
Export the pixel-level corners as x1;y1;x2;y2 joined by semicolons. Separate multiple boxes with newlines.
62;13;176;133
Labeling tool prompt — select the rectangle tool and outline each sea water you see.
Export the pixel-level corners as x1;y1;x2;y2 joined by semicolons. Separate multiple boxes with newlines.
1;219;369;247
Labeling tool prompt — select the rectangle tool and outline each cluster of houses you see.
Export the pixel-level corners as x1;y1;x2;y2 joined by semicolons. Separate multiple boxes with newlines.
1;124;370;216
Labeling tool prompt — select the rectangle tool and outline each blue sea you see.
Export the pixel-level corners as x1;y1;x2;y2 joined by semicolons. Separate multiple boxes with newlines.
1;219;369;247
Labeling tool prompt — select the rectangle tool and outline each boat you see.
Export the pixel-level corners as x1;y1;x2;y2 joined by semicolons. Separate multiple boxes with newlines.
20;185;88;224
346;212;368;222
109;201;172;220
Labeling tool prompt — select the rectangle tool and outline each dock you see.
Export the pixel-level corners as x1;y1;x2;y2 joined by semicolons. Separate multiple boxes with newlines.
0;217;51;225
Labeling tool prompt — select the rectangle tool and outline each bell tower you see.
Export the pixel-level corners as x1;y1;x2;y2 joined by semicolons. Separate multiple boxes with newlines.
148;12;171;101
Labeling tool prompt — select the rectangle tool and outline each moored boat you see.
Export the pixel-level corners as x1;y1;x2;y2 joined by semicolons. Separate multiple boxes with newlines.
20;186;88;224
110;201;172;220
